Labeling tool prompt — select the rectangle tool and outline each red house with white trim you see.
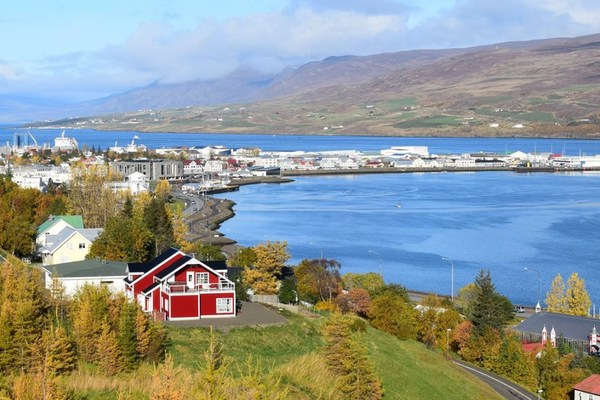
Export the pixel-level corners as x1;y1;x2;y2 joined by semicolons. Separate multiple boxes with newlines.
124;248;236;321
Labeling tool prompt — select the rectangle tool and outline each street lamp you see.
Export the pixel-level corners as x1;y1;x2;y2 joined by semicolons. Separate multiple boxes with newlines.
524;267;542;312
309;242;324;259
368;250;383;275
442;257;454;302
446;328;452;358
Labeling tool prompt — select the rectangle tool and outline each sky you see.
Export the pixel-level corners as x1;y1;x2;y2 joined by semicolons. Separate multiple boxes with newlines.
1;0;600;103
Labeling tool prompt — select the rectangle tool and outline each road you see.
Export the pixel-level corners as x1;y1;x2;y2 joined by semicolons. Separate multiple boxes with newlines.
453;360;539;400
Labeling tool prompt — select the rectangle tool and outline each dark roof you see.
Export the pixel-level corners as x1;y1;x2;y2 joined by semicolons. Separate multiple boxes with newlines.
203;260;227;271
154;255;192;280
141;281;161;295
127;248;180;274
515;312;599;342
43;259;127;278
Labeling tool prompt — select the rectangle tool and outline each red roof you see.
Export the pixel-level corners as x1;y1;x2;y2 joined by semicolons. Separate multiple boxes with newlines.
522;342;544;354
573;374;600;395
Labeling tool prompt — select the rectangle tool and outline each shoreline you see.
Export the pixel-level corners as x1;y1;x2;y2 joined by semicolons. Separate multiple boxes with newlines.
188;165;600;256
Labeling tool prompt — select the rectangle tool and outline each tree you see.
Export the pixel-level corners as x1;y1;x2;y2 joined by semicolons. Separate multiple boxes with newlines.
469;270;513;336
244;241;290;294
228;246;257;268
322;313;383;399
370;291;416;340
335;288;371;318
278;276;298;304
295;258;342;303
193;243;226;262
145;197;175;256
341;272;384;293
546;273;568;313
565;272;591;316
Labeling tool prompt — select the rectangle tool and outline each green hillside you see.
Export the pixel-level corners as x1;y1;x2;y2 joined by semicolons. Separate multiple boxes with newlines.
167;311;502;399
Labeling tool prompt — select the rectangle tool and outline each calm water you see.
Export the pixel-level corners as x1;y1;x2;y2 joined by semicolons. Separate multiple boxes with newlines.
214;171;600;307
3;128;600;306
3;128;600;155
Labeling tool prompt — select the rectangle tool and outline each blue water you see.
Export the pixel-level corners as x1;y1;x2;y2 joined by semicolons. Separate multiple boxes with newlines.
214;171;600;308
3;127;600;306
3;128;600;155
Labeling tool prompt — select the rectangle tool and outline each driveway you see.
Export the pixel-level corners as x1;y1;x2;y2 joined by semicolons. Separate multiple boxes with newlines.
164;301;288;330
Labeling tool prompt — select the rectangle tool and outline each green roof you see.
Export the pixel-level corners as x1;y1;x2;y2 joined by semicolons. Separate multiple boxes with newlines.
43;259;127;278
37;215;84;235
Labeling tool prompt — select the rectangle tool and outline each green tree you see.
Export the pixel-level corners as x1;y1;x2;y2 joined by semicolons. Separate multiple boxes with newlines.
117;298;139;371
495;334;536;389
193;243;226;262
145;197;175;257
227;246;257;268
470;270;513;336
565;272;591;316
545;273;568;313
278;276;298;304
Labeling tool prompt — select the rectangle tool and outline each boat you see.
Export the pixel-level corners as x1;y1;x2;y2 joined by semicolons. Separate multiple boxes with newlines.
109;136;147;153
53;130;78;151
395;203;402;208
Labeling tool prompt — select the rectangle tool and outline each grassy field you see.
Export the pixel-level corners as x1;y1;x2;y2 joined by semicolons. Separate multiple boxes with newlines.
166;311;502;400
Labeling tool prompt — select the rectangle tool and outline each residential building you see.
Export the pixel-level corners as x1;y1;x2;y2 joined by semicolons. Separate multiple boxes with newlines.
41;226;102;266
42;258;128;296
573;375;600;400
110;159;184;180
37;215;85;249
125;248;236;321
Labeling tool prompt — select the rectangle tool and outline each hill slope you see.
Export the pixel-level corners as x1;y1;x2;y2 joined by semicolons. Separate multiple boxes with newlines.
35;33;600;137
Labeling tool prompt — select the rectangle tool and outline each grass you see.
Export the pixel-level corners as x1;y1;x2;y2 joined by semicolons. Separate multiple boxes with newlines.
166;313;502;399
394;115;463;129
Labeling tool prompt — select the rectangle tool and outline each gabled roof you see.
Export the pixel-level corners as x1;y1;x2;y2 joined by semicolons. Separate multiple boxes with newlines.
42;227;102;254
141;281;161;295
127;247;180;274
37;215;84;236
203;260;227;272
573;374;600;394
43;259;127;278
515;312;598;342
154;256;192;280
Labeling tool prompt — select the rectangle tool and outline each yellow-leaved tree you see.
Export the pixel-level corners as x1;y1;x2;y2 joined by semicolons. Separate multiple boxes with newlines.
545;273;567;313
565;272;591;316
244;241;290;295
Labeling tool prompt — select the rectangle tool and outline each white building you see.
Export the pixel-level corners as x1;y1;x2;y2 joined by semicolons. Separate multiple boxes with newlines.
42;259;128;297
204;160;225;173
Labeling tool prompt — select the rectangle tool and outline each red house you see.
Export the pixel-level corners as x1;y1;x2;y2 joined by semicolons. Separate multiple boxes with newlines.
125;248;236;321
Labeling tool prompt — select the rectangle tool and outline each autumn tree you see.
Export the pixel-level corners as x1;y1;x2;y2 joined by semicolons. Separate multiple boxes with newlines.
545;273;568;313
228;246;257;268
341;272;384;293
295;258;342;303
335;288;371;318
415;294;461;350
323;313;383;399
565;272;591;316
370;290;417;340
244;241;290;294
69;164;122;228
0;258;51;373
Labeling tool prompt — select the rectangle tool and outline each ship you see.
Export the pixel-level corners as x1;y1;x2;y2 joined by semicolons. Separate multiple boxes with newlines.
53;131;78;151
109;136;147;153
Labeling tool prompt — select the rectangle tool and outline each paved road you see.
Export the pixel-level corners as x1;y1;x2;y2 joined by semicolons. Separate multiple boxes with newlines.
164;301;288;331
453;360;539;400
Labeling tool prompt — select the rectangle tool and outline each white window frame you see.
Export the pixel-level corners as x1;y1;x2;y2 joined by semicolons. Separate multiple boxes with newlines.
195;272;209;287
216;298;233;313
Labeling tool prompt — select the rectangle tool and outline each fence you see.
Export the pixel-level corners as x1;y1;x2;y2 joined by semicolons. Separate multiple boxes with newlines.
249;294;299;314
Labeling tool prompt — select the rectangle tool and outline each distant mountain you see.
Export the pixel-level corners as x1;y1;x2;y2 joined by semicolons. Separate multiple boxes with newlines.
22;33;600;137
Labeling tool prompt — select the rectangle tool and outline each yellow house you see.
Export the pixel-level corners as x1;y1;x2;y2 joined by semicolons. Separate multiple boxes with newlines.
41;227;102;266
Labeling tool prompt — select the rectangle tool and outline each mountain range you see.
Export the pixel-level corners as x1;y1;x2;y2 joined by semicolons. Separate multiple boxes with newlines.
20;33;600;137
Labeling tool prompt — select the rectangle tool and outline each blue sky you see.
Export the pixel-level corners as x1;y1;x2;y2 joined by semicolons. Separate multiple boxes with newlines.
1;0;599;103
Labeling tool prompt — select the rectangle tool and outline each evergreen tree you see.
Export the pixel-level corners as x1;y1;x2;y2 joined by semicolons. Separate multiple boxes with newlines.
545;273;567;313
278;276;298;304
565;272;591;316
45;326;77;376
145;197;175;256
470;270;513;336
117;299;139;371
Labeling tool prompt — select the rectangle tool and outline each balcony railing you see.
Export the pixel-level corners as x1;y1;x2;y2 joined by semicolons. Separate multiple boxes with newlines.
165;281;234;294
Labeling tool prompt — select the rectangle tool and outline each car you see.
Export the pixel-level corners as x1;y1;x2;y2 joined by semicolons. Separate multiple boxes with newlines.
515;306;525;313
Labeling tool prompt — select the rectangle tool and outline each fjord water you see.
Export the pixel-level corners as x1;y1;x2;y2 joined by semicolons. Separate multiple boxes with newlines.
4;128;600;306
215;171;600;307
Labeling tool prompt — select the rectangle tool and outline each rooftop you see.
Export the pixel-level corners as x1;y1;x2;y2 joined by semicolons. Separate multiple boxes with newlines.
43;259;127;278
515;312;600;342
573;374;600;395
